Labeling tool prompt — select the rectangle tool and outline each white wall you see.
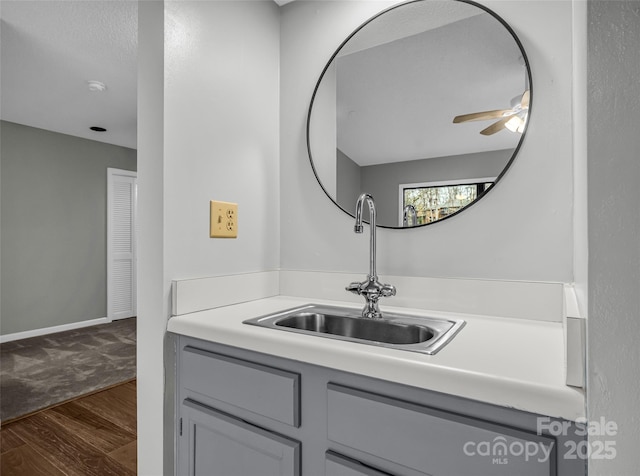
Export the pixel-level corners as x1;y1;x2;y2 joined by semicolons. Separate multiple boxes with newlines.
137;2;166;475
164;1;280;280
309;61;337;196
138;1;280;474
280;0;575;283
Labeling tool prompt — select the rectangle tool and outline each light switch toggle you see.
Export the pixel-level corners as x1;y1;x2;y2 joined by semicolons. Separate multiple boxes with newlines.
210;201;238;238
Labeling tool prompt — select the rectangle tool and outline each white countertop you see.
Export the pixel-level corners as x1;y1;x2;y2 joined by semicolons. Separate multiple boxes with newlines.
167;295;585;421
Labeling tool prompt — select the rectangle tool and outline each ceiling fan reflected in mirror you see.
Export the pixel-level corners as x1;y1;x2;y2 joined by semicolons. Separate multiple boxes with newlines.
453;89;530;136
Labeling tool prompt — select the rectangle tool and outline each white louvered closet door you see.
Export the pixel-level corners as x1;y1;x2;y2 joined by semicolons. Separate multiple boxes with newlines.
107;168;138;320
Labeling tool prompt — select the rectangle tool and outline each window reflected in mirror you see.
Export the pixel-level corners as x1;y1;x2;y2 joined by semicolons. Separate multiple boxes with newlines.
402;180;494;226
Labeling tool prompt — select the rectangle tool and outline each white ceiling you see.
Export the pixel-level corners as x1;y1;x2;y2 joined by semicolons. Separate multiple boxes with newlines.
0;1;294;150
334;5;528;166
1;0;526;160
338;0;479;57
1;1;138;149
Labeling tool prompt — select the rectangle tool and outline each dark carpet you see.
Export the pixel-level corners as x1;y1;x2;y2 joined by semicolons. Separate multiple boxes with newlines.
0;318;136;422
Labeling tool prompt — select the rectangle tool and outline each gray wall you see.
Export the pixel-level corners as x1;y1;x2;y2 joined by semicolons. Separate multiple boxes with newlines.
1;121;137;335
587;1;640;473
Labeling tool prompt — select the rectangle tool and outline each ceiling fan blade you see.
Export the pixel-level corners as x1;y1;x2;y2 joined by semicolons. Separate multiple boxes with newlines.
520;89;530;109
480;116;510;136
453;109;511;123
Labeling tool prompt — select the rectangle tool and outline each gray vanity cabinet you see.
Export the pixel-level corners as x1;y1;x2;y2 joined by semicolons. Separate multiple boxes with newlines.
174;335;586;476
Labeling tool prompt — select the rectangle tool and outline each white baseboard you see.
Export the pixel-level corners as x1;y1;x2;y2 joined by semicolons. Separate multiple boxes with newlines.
0;317;111;343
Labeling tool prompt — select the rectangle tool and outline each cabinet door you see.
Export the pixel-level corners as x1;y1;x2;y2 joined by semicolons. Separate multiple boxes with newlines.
179;399;300;476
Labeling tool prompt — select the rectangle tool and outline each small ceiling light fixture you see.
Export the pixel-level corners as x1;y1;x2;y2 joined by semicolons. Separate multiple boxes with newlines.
87;80;107;92
504;113;527;134
90;126;107;132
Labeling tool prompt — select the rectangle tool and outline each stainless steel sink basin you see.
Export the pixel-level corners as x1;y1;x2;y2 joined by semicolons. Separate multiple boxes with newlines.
276;312;434;344
243;304;465;355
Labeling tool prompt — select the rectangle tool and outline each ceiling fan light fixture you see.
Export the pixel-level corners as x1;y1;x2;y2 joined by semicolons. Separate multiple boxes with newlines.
517;115;527;133
452;89;529;135
505;115;524;133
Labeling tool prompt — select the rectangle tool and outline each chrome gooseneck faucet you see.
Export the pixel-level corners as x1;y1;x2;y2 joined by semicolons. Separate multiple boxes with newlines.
403;204;417;227
346;193;396;318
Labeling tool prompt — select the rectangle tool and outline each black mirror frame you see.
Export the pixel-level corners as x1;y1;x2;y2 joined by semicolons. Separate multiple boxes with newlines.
306;0;533;229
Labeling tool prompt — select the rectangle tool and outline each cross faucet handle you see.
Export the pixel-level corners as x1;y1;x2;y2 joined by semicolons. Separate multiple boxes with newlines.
346;281;363;295
380;283;396;298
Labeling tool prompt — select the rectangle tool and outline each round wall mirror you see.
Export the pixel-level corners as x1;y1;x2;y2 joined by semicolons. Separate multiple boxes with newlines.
307;0;532;228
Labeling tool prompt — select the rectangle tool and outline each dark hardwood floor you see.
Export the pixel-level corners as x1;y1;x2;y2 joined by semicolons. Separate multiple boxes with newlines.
1;380;137;475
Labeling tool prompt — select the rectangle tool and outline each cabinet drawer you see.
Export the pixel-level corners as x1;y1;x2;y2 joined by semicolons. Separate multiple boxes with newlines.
327;384;555;476
181;346;300;426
